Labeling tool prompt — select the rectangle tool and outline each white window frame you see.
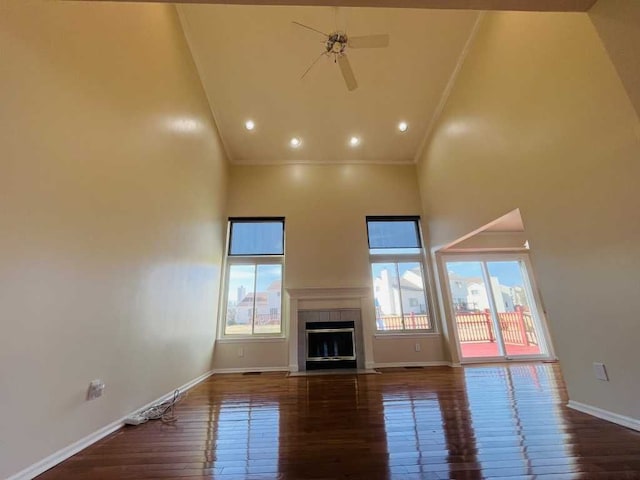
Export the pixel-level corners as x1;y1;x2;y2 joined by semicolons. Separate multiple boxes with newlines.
219;218;285;339
439;251;555;363
367;216;437;335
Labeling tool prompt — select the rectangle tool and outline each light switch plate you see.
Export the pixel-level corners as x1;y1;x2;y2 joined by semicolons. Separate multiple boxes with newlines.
593;362;609;381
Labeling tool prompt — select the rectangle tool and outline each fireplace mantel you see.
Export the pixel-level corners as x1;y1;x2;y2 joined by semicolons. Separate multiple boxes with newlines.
286;287;375;372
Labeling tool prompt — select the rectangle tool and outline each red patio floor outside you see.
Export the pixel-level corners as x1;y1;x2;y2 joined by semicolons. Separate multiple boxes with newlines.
460;341;541;358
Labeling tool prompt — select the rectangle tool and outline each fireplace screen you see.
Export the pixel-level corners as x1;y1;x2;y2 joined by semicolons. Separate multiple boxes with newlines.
306;328;355;361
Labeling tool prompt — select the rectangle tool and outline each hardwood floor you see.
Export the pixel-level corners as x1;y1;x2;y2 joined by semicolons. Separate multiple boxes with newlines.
38;363;640;479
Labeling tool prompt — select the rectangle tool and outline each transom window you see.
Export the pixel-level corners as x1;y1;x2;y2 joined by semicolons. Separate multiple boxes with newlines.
222;218;284;336
367;217;433;333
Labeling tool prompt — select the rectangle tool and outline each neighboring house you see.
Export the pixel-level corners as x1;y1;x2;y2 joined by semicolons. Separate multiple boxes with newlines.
450;273;522;313
234;292;266;324
400;269;428;314
466;278;515;312
264;280;282;321
466;281;488;311
448;273;470;311
374;266;427;316
234;280;282;324
237;285;246;305
509;285;528;309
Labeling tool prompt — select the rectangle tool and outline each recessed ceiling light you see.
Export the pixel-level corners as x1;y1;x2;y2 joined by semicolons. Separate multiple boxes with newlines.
398;121;408;132
349;136;360;147
245;120;255;131
290;137;302;148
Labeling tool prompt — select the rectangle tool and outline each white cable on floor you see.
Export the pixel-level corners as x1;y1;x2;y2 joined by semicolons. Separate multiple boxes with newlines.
124;389;185;426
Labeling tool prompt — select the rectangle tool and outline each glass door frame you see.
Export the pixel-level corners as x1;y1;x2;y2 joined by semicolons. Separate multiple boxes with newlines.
440;252;556;364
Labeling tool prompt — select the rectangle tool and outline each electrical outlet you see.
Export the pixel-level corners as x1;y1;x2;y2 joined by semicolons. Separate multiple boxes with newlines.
238;347;244;358
87;379;105;400
593;362;609;381
415;343;421;352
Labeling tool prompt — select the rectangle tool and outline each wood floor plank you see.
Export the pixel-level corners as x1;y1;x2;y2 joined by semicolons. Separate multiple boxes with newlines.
37;363;640;479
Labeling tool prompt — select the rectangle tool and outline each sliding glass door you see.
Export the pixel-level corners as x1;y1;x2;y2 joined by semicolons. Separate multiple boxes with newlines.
442;254;552;362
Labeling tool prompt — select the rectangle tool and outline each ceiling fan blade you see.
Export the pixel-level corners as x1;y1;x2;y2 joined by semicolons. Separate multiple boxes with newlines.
300;52;327;80
334;6;348;33
337;54;358;91
348;34;390;49
292;21;328;38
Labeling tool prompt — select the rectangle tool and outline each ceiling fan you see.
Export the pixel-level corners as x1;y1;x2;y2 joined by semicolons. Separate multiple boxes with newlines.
292;15;390;91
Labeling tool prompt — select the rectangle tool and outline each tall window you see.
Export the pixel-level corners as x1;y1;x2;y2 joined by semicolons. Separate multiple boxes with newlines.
222;218;284;336
367;216;433;332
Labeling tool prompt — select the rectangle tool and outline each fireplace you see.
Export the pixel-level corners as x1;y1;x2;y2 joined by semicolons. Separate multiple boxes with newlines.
287;287;373;372
297;307;364;371
305;321;356;370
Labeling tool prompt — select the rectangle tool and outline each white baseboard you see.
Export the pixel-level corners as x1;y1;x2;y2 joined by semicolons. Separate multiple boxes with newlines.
212;366;290;374
7;369;214;480
373;361;453;368
7;417;124;480
567;400;640;432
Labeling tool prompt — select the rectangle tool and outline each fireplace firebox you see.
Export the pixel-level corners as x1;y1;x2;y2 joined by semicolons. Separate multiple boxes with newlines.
305;321;356;370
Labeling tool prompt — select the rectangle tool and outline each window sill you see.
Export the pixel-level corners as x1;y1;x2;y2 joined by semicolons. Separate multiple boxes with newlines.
216;336;287;344
374;332;441;339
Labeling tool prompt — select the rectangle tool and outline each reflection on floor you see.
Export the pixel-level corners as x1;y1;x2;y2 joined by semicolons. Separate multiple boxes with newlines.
461;342;542;358
38;363;640;479
287;368;379;377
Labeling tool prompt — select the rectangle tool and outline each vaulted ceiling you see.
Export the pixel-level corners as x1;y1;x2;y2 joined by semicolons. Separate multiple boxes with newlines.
178;5;480;164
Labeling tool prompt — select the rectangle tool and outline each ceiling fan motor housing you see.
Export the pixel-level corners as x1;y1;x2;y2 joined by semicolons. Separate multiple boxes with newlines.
326;32;348;54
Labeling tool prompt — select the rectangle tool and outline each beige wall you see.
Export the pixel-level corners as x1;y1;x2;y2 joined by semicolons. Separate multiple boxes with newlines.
589;0;640;120
213;340;290;371
220;164;448;370
228;165;420;288
0;2;228;478
418;12;640;419
372;336;446;365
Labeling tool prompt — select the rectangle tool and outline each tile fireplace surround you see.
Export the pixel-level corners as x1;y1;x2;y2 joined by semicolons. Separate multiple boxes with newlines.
287;288;375;372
